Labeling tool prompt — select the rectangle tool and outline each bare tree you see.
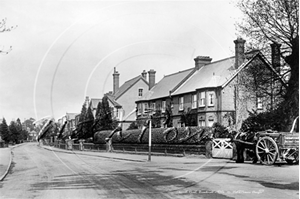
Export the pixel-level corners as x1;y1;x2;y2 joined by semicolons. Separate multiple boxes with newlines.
0;18;17;54
236;0;299;127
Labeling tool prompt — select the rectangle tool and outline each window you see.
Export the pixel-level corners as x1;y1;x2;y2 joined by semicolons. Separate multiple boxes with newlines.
199;120;205;127
198;115;205;127
199;92;205;107
208;116;214;127
143;103;148;114
138;88;143;97
151;102;156;110
179;97;184;111
162;101;166;113
208;93;214;106
137;103;142;115
257;97;263;110
192;94;197;109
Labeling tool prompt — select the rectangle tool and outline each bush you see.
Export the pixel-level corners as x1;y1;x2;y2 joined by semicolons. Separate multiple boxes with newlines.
240;110;287;132
94;126;213;145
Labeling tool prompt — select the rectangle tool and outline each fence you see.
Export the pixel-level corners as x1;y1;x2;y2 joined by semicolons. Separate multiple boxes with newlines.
50;139;234;158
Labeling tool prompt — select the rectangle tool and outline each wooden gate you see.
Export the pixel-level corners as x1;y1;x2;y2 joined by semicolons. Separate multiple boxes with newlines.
212;138;233;159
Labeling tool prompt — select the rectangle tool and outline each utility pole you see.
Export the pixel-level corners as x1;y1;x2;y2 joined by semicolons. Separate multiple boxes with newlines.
145;108;154;162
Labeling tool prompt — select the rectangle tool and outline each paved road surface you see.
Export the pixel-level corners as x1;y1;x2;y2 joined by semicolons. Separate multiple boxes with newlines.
0;143;298;199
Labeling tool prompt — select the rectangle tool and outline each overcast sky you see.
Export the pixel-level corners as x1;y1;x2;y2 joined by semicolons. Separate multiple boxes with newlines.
0;0;241;122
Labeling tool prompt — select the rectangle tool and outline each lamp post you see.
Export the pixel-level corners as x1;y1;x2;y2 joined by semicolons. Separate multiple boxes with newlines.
145;108;154;162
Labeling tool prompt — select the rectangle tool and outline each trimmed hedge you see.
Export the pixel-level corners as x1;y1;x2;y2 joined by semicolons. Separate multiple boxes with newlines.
94;126;213;145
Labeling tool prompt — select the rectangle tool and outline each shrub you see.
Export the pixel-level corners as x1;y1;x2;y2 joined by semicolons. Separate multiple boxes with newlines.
94;126;214;145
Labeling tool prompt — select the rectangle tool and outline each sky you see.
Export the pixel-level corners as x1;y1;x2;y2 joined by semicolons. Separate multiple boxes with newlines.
0;0;242;122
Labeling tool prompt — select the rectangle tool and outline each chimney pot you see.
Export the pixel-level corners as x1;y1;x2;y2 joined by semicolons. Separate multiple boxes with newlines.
141;70;147;80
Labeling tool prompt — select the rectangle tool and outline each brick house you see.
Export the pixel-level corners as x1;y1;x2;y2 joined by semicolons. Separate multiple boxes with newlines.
136;38;284;129
106;67;155;129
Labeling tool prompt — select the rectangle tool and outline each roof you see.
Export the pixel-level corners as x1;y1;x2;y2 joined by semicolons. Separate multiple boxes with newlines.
66;113;79;120
138;68;195;101
114;75;148;100
172;57;236;95
106;94;122;108
89;98;101;110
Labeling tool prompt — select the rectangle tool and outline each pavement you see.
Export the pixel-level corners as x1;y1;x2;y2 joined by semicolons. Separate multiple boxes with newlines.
0;143;201;181
0;147;12;181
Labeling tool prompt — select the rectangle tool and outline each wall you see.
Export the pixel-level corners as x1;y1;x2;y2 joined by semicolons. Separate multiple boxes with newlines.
117;79;149;129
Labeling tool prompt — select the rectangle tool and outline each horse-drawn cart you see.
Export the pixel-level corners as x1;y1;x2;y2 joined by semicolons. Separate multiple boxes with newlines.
234;117;299;165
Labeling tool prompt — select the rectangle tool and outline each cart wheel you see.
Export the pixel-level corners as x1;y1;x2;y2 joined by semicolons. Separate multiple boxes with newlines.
285;149;299;165
256;137;278;165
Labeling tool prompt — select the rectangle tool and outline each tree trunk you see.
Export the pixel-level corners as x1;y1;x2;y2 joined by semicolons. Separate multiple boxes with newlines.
283;36;299;130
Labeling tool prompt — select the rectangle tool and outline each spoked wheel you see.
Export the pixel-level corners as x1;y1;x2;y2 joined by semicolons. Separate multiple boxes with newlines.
256;137;279;165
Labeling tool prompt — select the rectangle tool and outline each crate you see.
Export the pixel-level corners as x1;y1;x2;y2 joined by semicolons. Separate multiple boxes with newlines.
212;138;233;159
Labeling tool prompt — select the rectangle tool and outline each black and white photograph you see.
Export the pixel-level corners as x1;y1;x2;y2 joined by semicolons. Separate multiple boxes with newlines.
0;0;298;198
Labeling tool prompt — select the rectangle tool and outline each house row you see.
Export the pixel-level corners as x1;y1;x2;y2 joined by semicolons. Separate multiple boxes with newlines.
135;38;284;129
58;37;284;134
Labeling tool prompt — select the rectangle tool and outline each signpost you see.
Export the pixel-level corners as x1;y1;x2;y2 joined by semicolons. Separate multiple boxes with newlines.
145;108;154;162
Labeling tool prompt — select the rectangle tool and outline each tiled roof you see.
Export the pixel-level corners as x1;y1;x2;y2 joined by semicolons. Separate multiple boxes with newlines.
139;68;195;101
172;57;236;95
106;94;122;108
114;75;148;100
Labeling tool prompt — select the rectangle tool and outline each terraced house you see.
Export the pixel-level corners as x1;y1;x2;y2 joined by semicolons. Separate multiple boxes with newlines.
136;38;284;129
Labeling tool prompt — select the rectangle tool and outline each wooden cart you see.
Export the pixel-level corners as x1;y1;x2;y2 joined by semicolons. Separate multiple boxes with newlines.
235;117;299;165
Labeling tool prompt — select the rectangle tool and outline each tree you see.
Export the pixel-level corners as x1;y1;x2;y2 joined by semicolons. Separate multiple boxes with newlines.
237;0;299;129
76;103;87;138
180;108;197;127
97;96;117;131
93;101;103;132
22;118;35;132
0;18;17;54
0;118;10;143
9;121;20;144
84;106;94;139
151;109;162;128
163;104;173;127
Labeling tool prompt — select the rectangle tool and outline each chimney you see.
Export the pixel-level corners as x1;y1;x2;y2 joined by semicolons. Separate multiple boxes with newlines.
234;37;246;69
148;69;156;90
141;70;147;80
113;67;120;94
270;42;281;74
194;56;212;69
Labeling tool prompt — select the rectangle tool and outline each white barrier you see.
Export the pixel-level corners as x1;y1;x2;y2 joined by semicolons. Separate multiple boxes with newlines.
212;138;233;159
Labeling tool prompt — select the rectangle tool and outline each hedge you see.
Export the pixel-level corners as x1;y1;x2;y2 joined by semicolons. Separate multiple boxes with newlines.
94;126;213;145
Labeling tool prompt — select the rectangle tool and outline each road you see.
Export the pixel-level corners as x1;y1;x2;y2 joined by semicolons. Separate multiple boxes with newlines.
0;143;298;199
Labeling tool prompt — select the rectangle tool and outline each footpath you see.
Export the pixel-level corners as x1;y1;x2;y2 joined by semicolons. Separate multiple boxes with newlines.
1;143;207;181
0;147;12;181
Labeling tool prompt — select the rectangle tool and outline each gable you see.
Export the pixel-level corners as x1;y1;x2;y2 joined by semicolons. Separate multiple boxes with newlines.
222;52;286;88
114;75;149;100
